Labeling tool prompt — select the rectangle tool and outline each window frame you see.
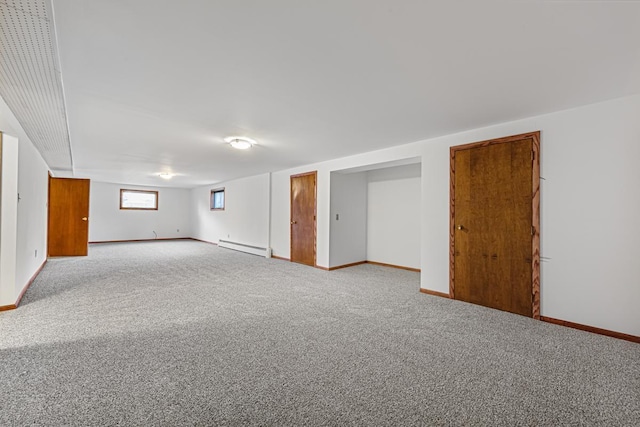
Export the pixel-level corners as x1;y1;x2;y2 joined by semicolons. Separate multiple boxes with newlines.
120;189;159;211
210;187;225;211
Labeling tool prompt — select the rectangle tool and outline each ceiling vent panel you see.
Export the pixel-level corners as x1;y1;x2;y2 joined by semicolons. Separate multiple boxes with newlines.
0;0;73;171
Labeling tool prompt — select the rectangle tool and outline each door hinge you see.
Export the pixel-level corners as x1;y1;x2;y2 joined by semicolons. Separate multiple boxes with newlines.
531;150;535;161
531;226;535;236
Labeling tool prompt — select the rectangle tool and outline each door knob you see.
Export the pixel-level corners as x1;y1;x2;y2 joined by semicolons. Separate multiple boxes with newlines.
291;220;297;224
82;217;88;221
457;225;464;230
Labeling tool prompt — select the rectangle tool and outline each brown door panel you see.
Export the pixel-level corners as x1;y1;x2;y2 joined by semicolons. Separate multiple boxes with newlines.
452;134;538;317
290;172;316;266
48;177;90;256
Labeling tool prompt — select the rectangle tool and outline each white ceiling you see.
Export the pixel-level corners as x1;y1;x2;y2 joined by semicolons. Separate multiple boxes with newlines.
43;1;640;187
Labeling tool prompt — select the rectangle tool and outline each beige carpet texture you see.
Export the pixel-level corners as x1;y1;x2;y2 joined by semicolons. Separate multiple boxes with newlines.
1;240;638;426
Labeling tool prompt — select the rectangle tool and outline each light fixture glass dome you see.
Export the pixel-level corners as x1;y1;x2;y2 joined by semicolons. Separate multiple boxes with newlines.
224;136;256;150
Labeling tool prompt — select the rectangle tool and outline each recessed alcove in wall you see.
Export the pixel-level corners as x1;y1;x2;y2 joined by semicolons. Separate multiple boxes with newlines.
329;157;421;270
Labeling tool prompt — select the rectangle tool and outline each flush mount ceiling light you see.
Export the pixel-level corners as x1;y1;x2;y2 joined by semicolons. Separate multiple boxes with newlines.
224;136;256;150
158;172;174;179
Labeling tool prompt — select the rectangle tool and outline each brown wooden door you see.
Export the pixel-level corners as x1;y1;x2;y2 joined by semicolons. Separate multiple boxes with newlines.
48;177;91;256
451;133;540;317
290;171;317;266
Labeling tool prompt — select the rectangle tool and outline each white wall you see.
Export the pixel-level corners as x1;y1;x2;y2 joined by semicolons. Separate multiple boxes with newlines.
328;164;421;269
0;95;49;307
190;173;270;247
416;94;640;337
268;93;640;336
16;134;49;297
271;145;426;268
89;181;191;242
0;135;19;306
329;172;368;268
367;164;421;269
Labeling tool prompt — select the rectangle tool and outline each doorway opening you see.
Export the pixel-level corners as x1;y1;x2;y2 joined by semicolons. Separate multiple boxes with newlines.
329;157;422;271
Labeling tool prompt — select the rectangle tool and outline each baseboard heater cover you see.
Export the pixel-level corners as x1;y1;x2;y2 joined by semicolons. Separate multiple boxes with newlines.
218;239;272;258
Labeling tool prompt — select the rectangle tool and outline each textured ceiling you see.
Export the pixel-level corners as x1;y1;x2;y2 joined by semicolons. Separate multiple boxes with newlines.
0;0;72;172
4;1;640;187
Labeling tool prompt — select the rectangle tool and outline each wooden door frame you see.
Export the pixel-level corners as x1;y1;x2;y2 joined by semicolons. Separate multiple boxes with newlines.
449;131;541;319
290;171;317;267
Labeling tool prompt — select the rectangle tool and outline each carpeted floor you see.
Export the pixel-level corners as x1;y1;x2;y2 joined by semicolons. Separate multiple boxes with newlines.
0;240;638;426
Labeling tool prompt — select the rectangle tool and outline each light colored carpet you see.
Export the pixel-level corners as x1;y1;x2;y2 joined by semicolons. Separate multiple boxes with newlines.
0;240;638;426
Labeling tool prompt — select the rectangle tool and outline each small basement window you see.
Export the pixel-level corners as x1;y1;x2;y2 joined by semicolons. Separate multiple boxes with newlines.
211;188;225;210
120;189;158;210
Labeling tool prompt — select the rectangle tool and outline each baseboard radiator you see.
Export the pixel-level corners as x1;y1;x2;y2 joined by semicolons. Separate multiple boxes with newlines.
218;239;272;258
